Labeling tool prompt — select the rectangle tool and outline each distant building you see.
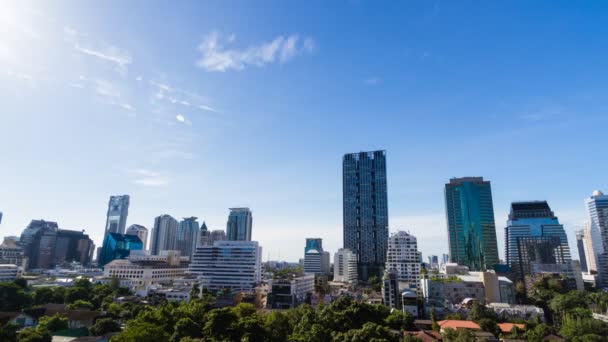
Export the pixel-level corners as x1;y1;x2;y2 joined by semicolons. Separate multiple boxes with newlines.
385;231;421;290
126;224;148;250
98;233;143;267
382;269;401;309
104;195;130;236
0;264;18;282
208;230;226;245
198;221;210;246
305;238;323;253
441;253;449;265
268;274;315;309
150;214;178;255
343;150;389;281
444;177;499;271
103;250;188;288
0;237;25;269
303;238;330;275
584;190;608;286
576;229;588;273
0;212;3;224
505;201;572;281
428;255;439;269
333;248;357;283
189;240;262;292
226;208;253;241
176;217;200;259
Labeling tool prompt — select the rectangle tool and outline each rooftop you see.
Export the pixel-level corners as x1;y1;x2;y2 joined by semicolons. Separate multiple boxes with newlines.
438;320;481;330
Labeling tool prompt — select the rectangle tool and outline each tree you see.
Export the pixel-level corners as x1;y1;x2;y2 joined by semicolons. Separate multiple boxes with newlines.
265;311;292;342
384;310;414;331
333;322;399;342
0;322;18;342
13;278;28;289
111;321;170;342
17;328;51;342
33;288;54;305
89;318;121;336
442;328;474;342
0;282;31;311
189;284;200;300
170;318;201;342
524;323;554;342
559;315;608;341
68;300;94;310
477;318;499;337
430;307;440;331
37;314;68;333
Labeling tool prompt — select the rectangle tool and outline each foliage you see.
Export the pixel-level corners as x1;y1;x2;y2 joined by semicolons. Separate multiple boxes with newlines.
0;322;19;342
89;317;121;336
332;322;399;342
366;276;382;292
384;310;414;331
17;328;51;342
558;315;608;341
429;276;461;282
67;300;94;310
0;282;31;311
13;278;28;289
37;314;68;333
442;328;474;342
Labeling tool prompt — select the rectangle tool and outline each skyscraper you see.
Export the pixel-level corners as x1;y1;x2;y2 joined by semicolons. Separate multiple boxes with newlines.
150;214;178;255
176;217;200;259
334;248;357;283
198;221;210;246
104;195;130;236
576;229;588;273
98;233;143;267
226;208;252;241
385;231;421;289
444;177;499;271
343;150;389;281
208;230;226;245
585;190;608;285
126;224;148;250
303;238;330;275
305;238;323;253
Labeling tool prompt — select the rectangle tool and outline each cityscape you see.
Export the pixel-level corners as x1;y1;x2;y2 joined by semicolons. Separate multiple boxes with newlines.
2;1;608;342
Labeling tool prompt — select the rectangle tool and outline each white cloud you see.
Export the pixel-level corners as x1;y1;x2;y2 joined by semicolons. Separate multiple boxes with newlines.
129;168;169;187
74;44;132;71
196;31;315;72
199;104;218;113
176;114;192;125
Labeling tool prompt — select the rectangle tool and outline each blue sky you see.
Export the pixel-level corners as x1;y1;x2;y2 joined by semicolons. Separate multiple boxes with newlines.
1;1;607;262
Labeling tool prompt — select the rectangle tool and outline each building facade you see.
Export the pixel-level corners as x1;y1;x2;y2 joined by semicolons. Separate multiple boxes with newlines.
385;230;421;290
150;214;178;255
176;217;200;259
0;264;18;282
226;208;253;241
0;237;25;268
334;248;357;283
104;195;130;236
444;177;499;271
576;229;588;273
304;249;330;275
126;224;148;250
343;150;389;280
188;240;262;292
98;233;143;267
505;201;572;281
102;250;189;288
585;190;608;286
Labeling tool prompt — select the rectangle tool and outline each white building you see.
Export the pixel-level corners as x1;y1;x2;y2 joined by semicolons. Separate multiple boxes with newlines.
385;231;421;290
102;250;188;288
188;240;262;292
0;264;18;281
304;249;330;275
334;248;357;283
126;225;149;250
584;190;608;286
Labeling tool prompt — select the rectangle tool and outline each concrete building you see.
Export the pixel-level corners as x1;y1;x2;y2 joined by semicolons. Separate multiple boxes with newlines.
150;214;178;255
576;229;588;273
333;248;357;283
126;224;148;250
103;250;189;288
584;190;608;286
188;240;262;292
104;195;130;236
304;249;330;275
208;229;226;246
343;150;389;281
0;237;26;269
382;269;401;309
226;208;252;241
176;217;200;259
0;264;18;282
385;230;421;290
268;274;315;309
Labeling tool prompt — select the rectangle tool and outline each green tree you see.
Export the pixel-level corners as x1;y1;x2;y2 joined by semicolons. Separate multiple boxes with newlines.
203;307;239;341
384;310;414;331
110;321;169;342
0;322;19;342
430;307;440;331
17;328;51;342
13;278;28;289
524;323;554;342
89;318;121;336
64;286;89;304
477;318;499;337
170;318;201;342
559;315;608;341
68;300;94;310
37;314;68;333
33;288;54;305
442;328;474;342
265;311;292;342
334;322;399;342
0;282;31;311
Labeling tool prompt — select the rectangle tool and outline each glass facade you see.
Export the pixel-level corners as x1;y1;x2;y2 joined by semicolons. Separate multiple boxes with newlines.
176;217;200;259
98;233;143;267
343;150;388;280
444;177;499;271
226;208;252;241
104;195;130;236
150;214;178;255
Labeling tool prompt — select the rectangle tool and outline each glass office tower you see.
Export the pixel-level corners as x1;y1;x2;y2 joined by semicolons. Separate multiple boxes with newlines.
226;208;252;241
104;195;130;237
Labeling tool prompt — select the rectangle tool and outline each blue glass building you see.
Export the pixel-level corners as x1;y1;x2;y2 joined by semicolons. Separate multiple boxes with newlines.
444;177;499;271
226;208;252;241
98;233;143;267
305;238;323;253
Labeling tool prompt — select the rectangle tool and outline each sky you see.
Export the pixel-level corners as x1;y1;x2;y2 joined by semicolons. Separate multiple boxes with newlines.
1;1;607;262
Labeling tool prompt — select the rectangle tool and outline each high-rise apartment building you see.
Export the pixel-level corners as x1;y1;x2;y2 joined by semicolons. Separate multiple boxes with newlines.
343;150;389;280
176;217;200;259
104;195;130;236
334;248;357;283
126;224;148;250
585;190;608;285
98;233;143;267
576;229;588;273
226;208;252;241
444;177;499;271
209;230;226;246
385;231;421;289
150;214;178;255
505;201;572;280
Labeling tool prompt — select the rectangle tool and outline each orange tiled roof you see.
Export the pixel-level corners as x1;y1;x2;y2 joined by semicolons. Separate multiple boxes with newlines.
438;320;481;330
498;323;526;333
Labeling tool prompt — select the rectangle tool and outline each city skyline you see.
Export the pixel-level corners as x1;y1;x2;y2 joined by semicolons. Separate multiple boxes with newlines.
2;1;607;262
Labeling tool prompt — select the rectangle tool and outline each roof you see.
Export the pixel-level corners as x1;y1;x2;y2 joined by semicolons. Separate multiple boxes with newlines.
41;305;101;321
438;320;481;330
498;323;525;333
404;330;442;342
0;311;23;321
543;335;566;341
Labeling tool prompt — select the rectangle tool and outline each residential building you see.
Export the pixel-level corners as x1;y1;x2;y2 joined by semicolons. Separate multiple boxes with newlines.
188;240;262;292
150;214;178;255
103;250;189;288
176;217;200;259
104;195;130;236
444;177;499;271
333;248;357;283
385;230;421;290
208;229;226;245
382;269;401;309
576;229;588;273
505;201;572;281
268;274;315;309
0;264;18;282
401;291;418;317
226;208;253;241
343;150;389;280
0;237;25;269
584;190;608;286
303;240;330;275
126;224;148;250
98;233;143;267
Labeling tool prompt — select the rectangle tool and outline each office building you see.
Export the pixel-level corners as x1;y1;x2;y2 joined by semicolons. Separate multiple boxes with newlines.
125;224;148;250
505;201;572;280
385;230;421;290
103;250;189;288
268;274;315;309
226;208;253;241
176;217;200;259
576;229;588;273
189;240;262;292
304;249;330;275
334;248;358;283
208;229;226;246
444;177;499;271
0;237;25;269
98;233;143;267
343;150;389;280
305;238;323;253
54;229;95;266
0;212;3;224
150;214;178;255
427;255;439;270
584;190;608;286
441;254;449;266
382;269;401;309
104;195;130;236
0;264;18;282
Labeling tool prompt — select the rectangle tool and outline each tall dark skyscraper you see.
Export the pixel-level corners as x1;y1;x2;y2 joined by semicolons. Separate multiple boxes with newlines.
343;150;388;281
444;177;499;271
150;214;178;255
104;195;130;237
176;217;200;259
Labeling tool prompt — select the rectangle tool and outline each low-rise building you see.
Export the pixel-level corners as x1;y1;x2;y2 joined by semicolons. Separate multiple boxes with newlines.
268;274;315;309
334;248;357;283
487;303;545;322
103;250;188;288
0;264;18;282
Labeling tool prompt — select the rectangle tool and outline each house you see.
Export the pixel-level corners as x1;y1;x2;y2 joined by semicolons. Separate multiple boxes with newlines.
474;331;498;341
0;311;36;328
41;304;102;329
497;323;525;334
437;320;481;332
404;330;443;342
